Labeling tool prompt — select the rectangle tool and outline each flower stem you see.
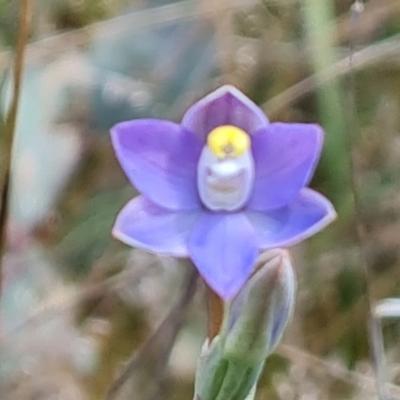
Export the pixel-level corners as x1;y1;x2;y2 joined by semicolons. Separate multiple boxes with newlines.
207;287;224;340
0;0;32;337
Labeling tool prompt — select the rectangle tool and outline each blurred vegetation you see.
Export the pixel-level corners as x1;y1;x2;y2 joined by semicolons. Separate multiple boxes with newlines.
2;0;400;399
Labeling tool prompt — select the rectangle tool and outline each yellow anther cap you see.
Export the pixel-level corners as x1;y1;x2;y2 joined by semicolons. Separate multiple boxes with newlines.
207;125;250;158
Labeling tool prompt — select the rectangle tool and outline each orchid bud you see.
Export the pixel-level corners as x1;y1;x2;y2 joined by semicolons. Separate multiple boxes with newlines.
194;249;296;400
224;249;296;364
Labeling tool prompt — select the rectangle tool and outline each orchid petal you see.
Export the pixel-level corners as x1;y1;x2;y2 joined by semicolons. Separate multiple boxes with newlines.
182;85;268;141
113;196;200;257
247;189;336;248
248;123;323;211
111;119;203;210
189;212;259;299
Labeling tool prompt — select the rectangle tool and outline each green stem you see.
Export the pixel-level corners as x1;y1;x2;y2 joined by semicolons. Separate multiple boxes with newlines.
302;0;350;207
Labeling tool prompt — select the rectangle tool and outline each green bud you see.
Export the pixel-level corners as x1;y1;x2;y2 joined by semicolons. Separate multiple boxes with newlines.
224;249;296;363
194;249;296;400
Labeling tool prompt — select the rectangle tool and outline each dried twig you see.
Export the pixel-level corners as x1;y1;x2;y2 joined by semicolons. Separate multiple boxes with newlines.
0;0;32;340
1;255;160;344
103;263;198;400
263;33;400;117
279;344;400;396
0;0;259;70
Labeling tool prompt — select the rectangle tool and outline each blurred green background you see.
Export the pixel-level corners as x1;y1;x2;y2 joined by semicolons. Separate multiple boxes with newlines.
1;0;400;399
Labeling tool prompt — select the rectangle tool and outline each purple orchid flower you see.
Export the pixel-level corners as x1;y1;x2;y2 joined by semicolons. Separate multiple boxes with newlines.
111;85;336;300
